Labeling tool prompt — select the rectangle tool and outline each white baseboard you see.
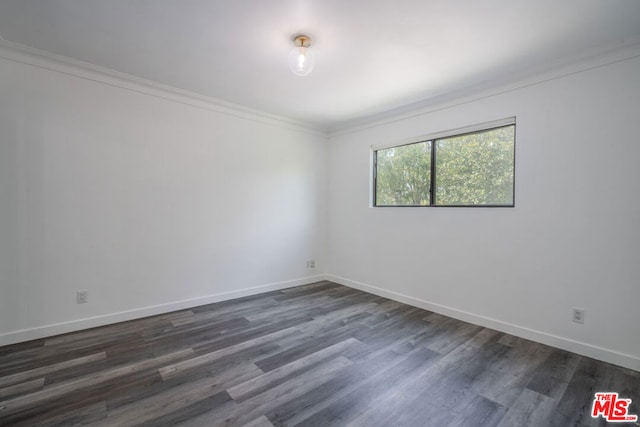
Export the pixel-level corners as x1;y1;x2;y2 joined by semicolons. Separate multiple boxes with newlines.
4;273;638;372
327;274;640;372
0;275;328;347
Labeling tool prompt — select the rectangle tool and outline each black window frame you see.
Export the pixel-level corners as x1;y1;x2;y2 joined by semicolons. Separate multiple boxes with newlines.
373;118;516;208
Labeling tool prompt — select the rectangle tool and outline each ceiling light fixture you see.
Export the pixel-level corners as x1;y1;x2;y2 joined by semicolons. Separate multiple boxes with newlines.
288;35;315;76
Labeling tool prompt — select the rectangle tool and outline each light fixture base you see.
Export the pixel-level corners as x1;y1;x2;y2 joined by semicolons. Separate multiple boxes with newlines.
293;35;312;48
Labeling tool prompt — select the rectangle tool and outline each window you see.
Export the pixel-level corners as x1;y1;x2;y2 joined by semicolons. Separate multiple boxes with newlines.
374;118;515;207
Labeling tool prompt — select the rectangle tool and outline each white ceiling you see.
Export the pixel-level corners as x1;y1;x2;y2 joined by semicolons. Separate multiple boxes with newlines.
1;0;640;131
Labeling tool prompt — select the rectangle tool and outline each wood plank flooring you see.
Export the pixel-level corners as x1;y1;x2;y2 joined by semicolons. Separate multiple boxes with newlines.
1;281;638;426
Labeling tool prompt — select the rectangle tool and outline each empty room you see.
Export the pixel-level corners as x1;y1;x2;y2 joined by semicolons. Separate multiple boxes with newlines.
1;1;640;426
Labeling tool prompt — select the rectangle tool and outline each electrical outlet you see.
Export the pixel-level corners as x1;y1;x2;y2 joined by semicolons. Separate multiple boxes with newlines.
572;307;584;324
309;260;315;268
77;290;88;304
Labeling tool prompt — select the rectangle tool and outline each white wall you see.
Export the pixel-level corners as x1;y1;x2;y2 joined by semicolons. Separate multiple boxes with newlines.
327;55;640;370
2;43;639;372
0;49;327;344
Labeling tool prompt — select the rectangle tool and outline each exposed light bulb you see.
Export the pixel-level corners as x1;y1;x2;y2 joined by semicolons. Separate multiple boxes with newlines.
288;35;315;76
297;51;306;70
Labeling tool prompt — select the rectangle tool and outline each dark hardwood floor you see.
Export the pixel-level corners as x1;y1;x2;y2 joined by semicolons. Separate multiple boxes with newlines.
1;281;638;426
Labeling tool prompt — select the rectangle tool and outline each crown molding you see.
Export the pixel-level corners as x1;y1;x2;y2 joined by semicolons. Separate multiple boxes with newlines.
0;40;327;137
3;36;639;140
329;38;640;138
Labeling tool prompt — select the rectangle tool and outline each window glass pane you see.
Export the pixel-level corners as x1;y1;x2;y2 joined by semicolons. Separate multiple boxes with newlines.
435;125;514;206
376;141;431;206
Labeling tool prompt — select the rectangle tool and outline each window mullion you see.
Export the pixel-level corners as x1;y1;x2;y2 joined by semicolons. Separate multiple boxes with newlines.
430;140;436;206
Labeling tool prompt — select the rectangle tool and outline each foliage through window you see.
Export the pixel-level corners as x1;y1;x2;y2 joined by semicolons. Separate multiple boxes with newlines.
374;121;515;207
